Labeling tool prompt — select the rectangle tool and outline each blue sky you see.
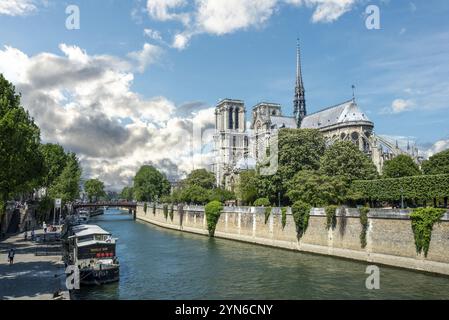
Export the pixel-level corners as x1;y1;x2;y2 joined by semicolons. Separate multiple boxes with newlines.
0;0;448;189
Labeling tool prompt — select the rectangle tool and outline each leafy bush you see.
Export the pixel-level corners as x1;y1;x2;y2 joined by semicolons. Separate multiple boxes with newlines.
163;204;168;220
143;202;147;213
410;207;446;257
152;202;156;215
169;204;174;221
291;201;311;238
350;174;449;202
281;207;287;229
264;207;272;224
253;198;271;207
325;205;338;230
359;207;370;248
205;201;223;237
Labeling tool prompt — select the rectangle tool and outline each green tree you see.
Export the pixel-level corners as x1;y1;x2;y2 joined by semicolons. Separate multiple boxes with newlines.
39;143;69;188
84;178;106;202
133;165;170;201
120;186;134;201
286;170;346;207
383;154;421;178
179;185;210;204
48;153;82;203
257;129;326;204
0;74;43;216
182;169;215;189
422;149;449;175
208;188;235;203
320;141;378;181
236;170;258;205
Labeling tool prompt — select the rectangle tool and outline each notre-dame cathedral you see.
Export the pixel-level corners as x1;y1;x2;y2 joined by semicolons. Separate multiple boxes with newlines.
213;41;421;190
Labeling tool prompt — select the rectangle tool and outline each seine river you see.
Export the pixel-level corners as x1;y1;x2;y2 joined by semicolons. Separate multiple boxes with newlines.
73;209;449;300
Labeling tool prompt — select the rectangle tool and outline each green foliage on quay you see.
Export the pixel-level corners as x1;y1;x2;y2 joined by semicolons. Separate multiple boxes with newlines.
205;201;223;237
133;165;170;202
264;207;272;224
410;207;446;257
292;201;311;238
163;204;168;220
143;202;147;213
281;207;287;229
359;207;370;248
325;205;338;230
350;174;449;202
153;202;156;215
169;204;174;221
253;198;271;207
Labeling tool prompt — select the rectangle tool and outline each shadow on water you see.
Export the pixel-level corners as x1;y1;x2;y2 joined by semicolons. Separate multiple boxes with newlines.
72;209;449;300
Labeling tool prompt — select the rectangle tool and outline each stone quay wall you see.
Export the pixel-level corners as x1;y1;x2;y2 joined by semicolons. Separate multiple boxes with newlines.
136;204;449;276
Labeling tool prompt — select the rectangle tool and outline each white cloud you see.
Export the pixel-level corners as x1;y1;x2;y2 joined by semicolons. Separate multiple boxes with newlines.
144;0;359;50
0;0;36;16
381;98;415;114
0;44;214;190
127;43;163;72
144;28;163;41
423;139;449;158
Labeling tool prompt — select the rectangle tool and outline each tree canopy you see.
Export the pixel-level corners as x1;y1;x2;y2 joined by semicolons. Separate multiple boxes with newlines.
286;170;347;207
422;149;449;175
0;74;44;209
84;178;106;202
40;143;69;188
133;165;170;201
120;186;134;201
182;169;215;189
236;170;258;205
48;153;82;203
382;154;421;178
320;141;378;181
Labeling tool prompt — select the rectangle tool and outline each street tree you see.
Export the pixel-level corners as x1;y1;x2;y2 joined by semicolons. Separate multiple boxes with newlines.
382;154;421;178
48;153;82;203
320;141;378;181
422;149;449;175
0;74;43;214
133;165;170;201
84;178;106;202
40;143;69;188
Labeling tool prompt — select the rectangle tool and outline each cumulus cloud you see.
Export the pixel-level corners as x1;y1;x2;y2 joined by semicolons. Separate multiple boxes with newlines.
381;98;415;114
0;44;215;190
144;0;358;49
0;0;36;16
423;139;449;158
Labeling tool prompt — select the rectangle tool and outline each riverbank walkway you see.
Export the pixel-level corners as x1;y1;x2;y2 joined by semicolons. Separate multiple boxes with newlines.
0;230;69;300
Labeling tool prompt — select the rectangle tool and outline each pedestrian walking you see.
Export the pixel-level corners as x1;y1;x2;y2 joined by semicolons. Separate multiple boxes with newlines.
24;231;28;241
31;229;35;241
8;248;15;265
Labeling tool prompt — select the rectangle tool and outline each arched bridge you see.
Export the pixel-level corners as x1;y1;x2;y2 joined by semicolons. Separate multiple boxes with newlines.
73;201;137;210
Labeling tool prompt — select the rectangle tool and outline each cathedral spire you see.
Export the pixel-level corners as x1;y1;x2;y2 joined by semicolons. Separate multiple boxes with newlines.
294;38;306;128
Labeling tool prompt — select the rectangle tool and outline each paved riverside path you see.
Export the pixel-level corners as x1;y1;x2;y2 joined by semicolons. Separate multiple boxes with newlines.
0;230;69;300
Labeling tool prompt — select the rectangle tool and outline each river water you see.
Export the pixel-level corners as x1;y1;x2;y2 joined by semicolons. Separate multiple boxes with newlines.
73;209;449;300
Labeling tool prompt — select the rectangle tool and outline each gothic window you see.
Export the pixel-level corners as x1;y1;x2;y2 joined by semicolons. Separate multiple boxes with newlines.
233;136;236;148
229;107;233;129
235;108;239;129
244;136;248;148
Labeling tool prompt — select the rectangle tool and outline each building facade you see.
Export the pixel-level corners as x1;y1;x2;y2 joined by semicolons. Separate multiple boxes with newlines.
213;42;421;190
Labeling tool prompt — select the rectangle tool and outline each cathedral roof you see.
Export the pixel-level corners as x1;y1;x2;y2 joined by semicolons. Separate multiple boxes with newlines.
300;100;372;130
270;116;297;129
